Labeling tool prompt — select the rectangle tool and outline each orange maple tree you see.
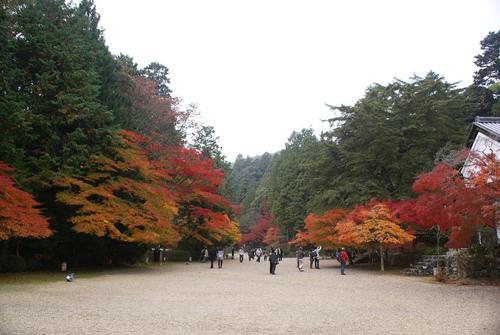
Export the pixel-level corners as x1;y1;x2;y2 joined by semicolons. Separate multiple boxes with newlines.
290;209;347;249
336;201;415;271
55;131;180;245
55;131;240;247
0;163;52;241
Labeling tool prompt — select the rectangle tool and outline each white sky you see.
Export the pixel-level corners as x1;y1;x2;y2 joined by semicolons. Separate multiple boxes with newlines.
92;0;500;161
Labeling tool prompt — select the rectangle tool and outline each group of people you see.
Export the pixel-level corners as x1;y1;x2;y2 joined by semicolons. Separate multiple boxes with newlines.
201;245;349;275
200;246;225;269
239;246;284;263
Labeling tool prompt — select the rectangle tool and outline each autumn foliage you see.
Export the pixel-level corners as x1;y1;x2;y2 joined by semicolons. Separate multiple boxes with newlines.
0;163;52;240
240;202;272;245
336;202;415;247
54;131;239;247
263;225;280;246
293;200;415;270
401;153;499;248
293;150;498;269
290;209;347;249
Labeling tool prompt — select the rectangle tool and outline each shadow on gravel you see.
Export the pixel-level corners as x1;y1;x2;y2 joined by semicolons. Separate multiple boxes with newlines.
0;263;171;287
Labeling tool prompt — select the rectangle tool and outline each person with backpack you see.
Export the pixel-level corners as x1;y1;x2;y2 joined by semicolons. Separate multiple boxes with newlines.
340;247;348;275
269;248;279;275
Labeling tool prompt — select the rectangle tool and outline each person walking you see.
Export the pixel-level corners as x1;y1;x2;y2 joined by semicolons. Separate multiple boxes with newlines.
269;248;279;275
255;247;263;262
239;247;244;263
296;247;304;272
217;247;224;269
209;247;217;269
340;247;348;275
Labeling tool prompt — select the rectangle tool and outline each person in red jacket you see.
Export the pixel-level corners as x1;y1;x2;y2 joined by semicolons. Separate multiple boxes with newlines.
340;248;348;275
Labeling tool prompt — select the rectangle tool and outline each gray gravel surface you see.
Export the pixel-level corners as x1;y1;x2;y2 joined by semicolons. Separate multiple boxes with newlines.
1;258;499;335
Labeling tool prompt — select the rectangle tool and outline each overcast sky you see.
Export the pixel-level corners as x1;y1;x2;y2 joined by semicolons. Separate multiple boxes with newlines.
92;0;499;161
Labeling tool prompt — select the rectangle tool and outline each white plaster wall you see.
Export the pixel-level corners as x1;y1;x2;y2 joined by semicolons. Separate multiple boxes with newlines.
461;132;500;178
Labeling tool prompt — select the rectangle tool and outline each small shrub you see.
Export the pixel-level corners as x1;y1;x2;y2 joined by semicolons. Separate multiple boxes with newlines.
164;249;191;262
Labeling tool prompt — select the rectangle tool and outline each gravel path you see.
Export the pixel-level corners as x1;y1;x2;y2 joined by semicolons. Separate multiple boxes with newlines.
1;258;499;335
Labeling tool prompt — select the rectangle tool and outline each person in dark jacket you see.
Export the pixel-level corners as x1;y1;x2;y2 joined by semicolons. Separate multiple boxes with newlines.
208;247;217;269
310;248;316;269
269;248;279;275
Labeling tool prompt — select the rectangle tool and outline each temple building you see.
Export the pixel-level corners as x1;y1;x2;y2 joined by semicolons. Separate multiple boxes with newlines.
463;116;500;243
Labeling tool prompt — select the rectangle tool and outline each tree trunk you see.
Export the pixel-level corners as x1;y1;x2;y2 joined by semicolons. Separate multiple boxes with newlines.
380;245;385;271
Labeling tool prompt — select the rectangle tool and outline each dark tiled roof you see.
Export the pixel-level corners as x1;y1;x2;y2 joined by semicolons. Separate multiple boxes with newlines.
466;116;500;147
473;116;500;137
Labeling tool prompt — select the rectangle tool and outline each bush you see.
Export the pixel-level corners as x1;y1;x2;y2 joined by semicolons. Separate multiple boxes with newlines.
164;249;191;262
1;255;27;272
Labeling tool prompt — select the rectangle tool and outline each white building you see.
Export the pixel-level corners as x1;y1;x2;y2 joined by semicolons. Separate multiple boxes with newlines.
463;116;500;242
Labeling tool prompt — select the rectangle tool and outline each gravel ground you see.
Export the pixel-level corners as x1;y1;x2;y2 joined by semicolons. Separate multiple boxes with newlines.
1;258;499;335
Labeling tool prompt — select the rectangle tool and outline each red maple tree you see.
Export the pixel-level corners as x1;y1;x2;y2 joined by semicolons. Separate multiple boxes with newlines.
0;163;52;241
240;202;273;245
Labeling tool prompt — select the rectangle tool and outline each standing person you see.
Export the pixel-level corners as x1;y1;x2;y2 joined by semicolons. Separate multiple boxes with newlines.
239;247;244;263
208;247;217;269
217;247;224;269
296;247;304;272
310;248;316;269
269;248;279;275
275;247;281;261
314;245;322;269
263;250;268;261
340;247;348;275
231;247;235;260
202;247;209;263
255;247;263;262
